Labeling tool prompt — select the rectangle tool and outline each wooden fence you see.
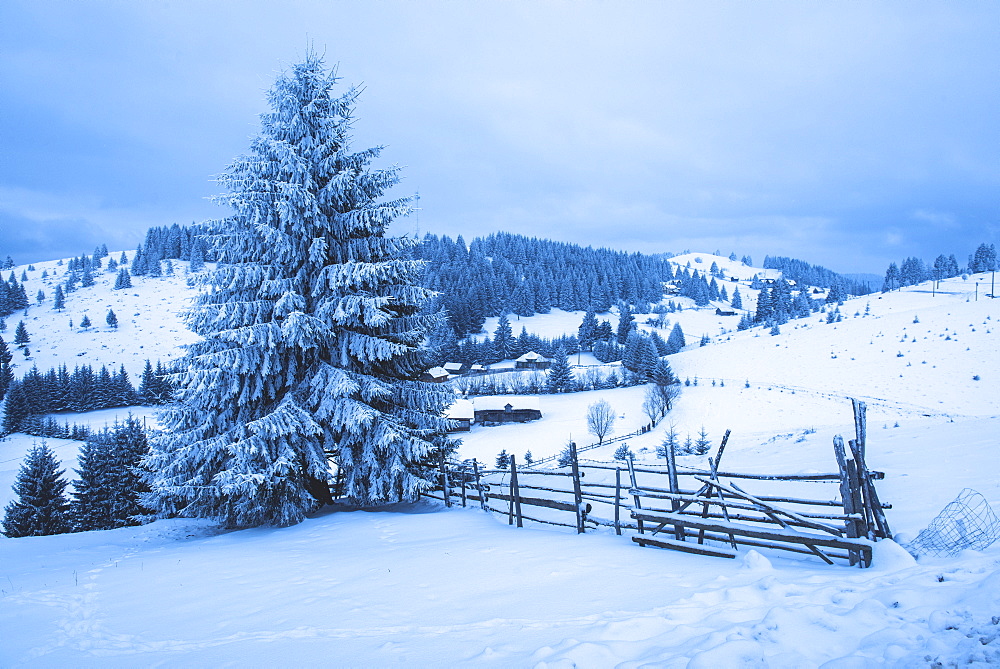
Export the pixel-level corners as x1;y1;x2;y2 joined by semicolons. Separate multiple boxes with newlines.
424;399;891;568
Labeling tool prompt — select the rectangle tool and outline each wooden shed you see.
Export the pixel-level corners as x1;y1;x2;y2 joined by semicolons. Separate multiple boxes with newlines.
473;397;542;425
514;351;552;370
445;399;474;432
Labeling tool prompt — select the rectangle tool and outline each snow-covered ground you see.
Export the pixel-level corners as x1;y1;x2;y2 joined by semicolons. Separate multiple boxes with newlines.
1;253;998;666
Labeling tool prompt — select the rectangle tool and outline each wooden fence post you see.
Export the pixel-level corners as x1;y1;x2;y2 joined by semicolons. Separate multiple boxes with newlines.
664;432;683;541
459;462;467;508
441;454;451;508
852;399;867;462
473;459;487;511
614;467;622;536
834;435;861;566
509;454;523;528
569;441;585;533
628;454;644;536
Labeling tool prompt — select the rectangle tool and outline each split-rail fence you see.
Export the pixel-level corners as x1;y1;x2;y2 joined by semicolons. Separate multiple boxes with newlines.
424;399;891;568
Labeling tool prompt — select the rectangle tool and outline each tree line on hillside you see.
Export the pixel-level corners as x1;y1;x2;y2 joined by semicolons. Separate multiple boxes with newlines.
414;233;678;336
1;360;172;436
762;256;873;296
881;243;996;292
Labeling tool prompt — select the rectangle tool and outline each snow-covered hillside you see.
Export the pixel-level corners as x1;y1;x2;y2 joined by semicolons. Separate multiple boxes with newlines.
3;253;199;383
1;252;998;666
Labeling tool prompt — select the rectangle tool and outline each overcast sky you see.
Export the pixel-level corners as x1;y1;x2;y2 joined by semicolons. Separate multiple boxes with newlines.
2;1;998;273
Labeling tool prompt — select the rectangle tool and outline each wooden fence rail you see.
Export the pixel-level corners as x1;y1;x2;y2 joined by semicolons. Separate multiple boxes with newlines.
425;399;891;568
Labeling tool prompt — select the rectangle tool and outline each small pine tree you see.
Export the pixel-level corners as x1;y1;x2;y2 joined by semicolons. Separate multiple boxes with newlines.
13;320;29;347
53;284;65;311
523;450;533;465
79;314;92;329
613;443;632;461
36;289;45;305
658;426;679;459
114;268;133;290
694;427;712;456
2;443;72;537
106;309;118;329
495;449;510;470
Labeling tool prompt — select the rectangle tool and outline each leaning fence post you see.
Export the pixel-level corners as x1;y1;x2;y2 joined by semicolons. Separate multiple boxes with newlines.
852;399;867;462
509;454;523;528
834;435;861;566
569;441;585;533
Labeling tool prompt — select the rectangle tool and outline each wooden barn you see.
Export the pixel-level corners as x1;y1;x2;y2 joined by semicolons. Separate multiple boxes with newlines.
715;307;737;316
445;399;475;432
443;362;466;375
422;366;450;383
473;397;542;425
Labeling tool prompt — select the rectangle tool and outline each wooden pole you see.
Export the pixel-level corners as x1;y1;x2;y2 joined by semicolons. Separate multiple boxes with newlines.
569;441;585;533
460;463;467;508
628;454;644;535
834;435;861;566
664;432;683;540
852;399;867;462
614;467;622;536
473;460;487;511
509;455;523;528
441;455;451;508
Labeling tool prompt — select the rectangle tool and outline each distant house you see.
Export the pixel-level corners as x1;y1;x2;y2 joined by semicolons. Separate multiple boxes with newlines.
422;366;450;383
445;399;474;432
730;277;739;282
715;308;737;316
515;351;552;370
470;363;488;374
813;288;824;294
473;397;542;425
443;362;466;375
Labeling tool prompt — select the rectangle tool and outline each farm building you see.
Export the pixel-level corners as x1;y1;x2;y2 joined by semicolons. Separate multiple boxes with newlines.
470;364;488;374
422;366;450;383
715;307;737;316
515;351;552;369
473;396;542;425
445;399;474;432
443;362;466;375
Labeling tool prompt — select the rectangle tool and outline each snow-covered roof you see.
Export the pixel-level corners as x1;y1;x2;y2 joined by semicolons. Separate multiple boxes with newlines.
425;366;449;379
473;396;541;412
515;351;550;363
445;399;474;420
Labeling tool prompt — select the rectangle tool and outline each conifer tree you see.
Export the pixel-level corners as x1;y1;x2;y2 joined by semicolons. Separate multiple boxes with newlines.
13;320;29;347
53;284;65;311
616;305;635;344
79;314;92;329
577;310;598;351
114;268;133;290
106;309;118;329
72;416;150;531
0;335;12;401
493;313;514;361
2;443;71;537
546;347;575;393
731;287;743;310
495;449;510;470
145;53;451;528
666;323;685;354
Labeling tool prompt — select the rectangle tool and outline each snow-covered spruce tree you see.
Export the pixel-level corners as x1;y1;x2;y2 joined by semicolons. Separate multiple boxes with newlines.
2;443;71;537
145;54;451;528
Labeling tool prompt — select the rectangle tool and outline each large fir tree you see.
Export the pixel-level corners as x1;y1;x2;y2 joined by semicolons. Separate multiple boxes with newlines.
144;53;451;528
2;443;72;537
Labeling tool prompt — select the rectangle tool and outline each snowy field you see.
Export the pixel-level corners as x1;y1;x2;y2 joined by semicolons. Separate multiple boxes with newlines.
1;254;999;666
